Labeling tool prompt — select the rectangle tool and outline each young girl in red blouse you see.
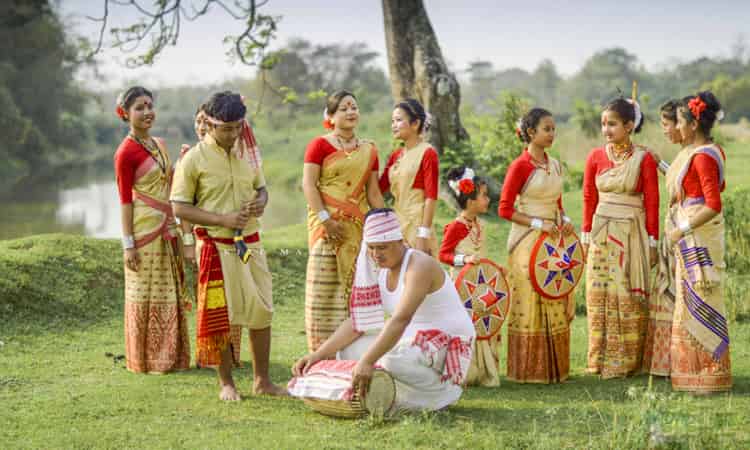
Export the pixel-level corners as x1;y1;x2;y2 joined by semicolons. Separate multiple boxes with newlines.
439;166;499;385
499;108;575;383
114;86;190;373
665;91;731;393
380;99;439;256
582;97;659;379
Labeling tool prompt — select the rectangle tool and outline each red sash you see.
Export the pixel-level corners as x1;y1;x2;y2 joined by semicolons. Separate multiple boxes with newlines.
193;228;260;364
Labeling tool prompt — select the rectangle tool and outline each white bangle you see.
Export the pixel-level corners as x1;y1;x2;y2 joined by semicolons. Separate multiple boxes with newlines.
182;233;195;246
580;232;590;244
417;226;432;239
658;160;670;173
562;215;572;224
530;218;543;230
648;236;658;248
122;235;135;250
317;209;331;223
454;254;466;267
678;220;692;234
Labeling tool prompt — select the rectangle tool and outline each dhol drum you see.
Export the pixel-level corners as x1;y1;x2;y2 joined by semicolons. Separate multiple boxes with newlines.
529;231;584;299
288;359;396;418
454;258;511;340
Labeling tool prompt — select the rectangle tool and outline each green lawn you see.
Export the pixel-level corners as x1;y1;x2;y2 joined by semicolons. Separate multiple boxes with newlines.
1;126;748;449
1;230;749;449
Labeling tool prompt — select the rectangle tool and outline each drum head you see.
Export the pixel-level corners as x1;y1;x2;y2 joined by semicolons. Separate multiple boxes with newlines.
363;369;396;415
454;258;511;340
303;369;395;419
529;231;584;300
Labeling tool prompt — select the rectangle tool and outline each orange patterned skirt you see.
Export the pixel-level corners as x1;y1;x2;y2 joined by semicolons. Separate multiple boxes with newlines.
506;238;571;384
124;237;190;373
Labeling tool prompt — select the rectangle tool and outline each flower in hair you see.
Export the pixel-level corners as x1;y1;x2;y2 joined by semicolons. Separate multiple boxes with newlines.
458;179;475;195
688;97;707;120
115;104;126;119
322;108;334;129
448;167;476;196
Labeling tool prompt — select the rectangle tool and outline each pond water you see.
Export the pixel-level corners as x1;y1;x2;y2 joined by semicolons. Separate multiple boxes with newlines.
1;169;305;241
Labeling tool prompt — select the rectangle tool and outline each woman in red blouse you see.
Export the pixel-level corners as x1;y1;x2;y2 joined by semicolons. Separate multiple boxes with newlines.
582;97;659;379
380;98;439;256
113;86;190;373
665;92;731;394
499;108;575;384
302;90;384;351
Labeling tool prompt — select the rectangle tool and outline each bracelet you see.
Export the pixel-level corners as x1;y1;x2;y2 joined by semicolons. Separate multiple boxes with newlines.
678;220;692;234
562;215;572;224
648;236;658;248
182;233;195;246
658;160;670;173
122;235;135;250
530;218;543;230
317;209;331;223
453;254;466;267
417;226;432;239
580;232;590;244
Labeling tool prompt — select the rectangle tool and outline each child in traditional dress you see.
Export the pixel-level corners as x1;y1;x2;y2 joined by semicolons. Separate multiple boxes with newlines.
439;167;499;386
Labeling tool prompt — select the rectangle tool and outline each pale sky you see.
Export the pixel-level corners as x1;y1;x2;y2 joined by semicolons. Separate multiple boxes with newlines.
61;0;749;89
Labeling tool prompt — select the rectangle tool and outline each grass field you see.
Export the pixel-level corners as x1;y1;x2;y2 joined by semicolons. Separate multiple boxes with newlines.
1;126;749;449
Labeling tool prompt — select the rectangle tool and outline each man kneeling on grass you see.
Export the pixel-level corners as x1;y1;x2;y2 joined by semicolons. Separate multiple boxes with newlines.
290;208;476;411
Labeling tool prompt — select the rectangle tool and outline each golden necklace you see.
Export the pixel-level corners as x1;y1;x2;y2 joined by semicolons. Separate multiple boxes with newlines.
334;133;359;158
129;134;167;177
529;150;550;174
608;142;633;163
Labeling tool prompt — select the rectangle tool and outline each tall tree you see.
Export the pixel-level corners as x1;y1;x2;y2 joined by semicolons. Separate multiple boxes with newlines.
382;0;468;153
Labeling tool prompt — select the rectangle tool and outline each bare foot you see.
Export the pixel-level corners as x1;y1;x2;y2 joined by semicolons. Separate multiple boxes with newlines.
253;380;289;396
220;384;241;401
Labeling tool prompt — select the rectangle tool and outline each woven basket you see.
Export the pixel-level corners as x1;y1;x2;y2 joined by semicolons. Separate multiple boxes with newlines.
303;369;396;418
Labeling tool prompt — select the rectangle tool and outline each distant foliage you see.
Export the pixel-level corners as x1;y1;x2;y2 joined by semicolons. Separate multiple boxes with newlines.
571;99;601;139
443;92;526;189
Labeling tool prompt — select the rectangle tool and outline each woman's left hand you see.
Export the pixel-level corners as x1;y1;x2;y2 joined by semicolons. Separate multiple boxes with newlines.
351;360;374;399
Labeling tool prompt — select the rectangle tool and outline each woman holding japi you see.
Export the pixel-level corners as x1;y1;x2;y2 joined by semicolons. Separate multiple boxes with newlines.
499;108;575;383
665;92;731;393
303;90;384;352
641;99;683;376
114;86;190;373
440;167;499;386
379;99;439;256
582;97;659;379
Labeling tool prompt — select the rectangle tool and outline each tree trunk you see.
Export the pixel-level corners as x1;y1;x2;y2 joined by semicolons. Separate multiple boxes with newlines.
382;0;468;153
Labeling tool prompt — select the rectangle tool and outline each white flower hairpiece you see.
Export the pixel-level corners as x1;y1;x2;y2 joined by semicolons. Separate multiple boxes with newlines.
716;110;725;122
448;167;476;196
626;99;643;130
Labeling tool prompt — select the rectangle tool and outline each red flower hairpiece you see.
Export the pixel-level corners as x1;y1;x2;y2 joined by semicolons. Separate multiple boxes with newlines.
458;178;475;195
115;104;126;119
688;96;707;120
322;119;335;130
